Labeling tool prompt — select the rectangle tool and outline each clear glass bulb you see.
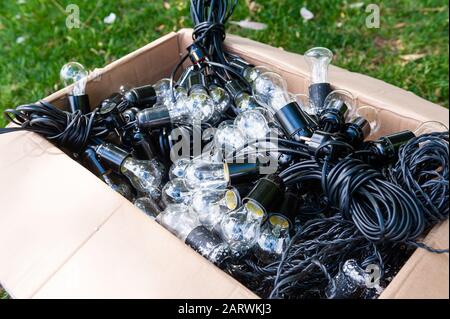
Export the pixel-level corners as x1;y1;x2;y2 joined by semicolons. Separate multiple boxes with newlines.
234;92;260;112
186;88;215;122
156;204;200;241
192;188;240;230
184;159;229;190
161;178;192;206
60;62;88;96
252;72;291;112
414;121;448;136
219;200;266;257
120;157;163;195
209;85;231;113
234;109;271;140
214;121;246;156
169;158;191;180
294;93;317;115
134;197;160;219
154;78;172;103
323;89;355;118
243;65;273;83
101;172;134;201
304;47;333;84
254;214;291;264
354;105;380;134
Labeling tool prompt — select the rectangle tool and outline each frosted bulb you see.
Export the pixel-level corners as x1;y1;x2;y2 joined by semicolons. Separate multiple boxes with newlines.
354;106;380;134
252;72;291;112
304;47;333;84
192;188;240;230
161;178;192;206
60;62;88;96
234;110;271;140
243;65;273;83
323;89;355;118
414;121;448;136
120;157;163;195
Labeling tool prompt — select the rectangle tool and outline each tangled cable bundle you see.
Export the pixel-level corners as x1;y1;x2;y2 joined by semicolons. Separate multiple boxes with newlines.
0;101;108;153
390;132;449;225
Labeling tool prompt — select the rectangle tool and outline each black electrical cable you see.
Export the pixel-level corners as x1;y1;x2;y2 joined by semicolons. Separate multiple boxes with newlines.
0;100;109;153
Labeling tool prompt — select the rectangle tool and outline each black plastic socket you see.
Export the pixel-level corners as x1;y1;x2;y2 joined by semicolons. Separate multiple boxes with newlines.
244;174;285;215
274;102;314;141
137;106;172;129
68;94;90;114
309;83;332;111
124;85;157;109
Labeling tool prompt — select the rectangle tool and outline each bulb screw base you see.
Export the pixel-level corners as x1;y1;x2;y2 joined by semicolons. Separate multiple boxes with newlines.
68;94;90;114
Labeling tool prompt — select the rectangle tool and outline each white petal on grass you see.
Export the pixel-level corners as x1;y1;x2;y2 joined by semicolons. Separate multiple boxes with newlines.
17;0;26;4
103;13;117;25
300;7;314;21
349;2;365;9
229;20;267;31
16;36;26;44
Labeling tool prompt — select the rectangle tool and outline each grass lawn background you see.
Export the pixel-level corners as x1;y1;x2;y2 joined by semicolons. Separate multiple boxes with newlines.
0;0;448;298
0;0;448;129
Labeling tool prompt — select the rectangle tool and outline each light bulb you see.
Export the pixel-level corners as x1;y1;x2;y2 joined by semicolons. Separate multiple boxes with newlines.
234;110;270;140
192;188;240;230
60;62;88;96
157;204;230;265
254;214;291;264
153;78;172;103
304;47;333;112
234;92;260;112
304;47;333;84
184;159;230;190
60;62;90;113
209;85;231;114
253;72;314;140
134;197;162;219
157;204;200;241
414;121;448;136
252;72;291;112
161;178;192;207
354;106;380;134
186;88;215;122
95;143;163;195
243;65;273;83
219;200;266;257
214;121;247;158
323;89;355;118
294;93;317;116
169;158;191;180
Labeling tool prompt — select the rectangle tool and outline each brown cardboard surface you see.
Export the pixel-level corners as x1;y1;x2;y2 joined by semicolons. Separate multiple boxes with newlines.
0;28;448;299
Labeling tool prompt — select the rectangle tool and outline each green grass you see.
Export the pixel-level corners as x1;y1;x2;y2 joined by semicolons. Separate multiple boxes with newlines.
0;0;448;128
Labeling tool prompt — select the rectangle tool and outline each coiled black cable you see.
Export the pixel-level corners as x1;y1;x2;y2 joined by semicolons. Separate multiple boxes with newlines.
0;101;108;153
390;132;449;225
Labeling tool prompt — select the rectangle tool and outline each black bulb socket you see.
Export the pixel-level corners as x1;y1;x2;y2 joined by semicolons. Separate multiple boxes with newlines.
275;191;302;225
189;45;207;65
137;106;172;130
122;107;140;123
124;85;157;109
369;130;415;164
82;147;107;177
244;174;285;215
343;117;371;146
131;130;156;160
226;162;261;184
95;143;131;173
309;83;332;111
68;94;90;114
185;225;230;266
319;102;348;133
229;59;254;76
274;102;314;141
98;98;127;130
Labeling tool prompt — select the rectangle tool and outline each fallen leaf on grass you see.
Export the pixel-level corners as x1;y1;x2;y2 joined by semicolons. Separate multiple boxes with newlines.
164;1;171;10
300;7;314;21
230;20;267;30
400;53;426;62
103;13;117;24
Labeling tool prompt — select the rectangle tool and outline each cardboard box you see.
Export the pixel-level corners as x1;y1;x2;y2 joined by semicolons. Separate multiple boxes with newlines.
0;29;448;299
